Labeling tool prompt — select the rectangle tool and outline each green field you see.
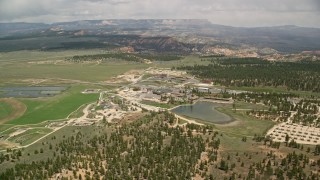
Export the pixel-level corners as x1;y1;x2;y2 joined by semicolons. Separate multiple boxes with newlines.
8;86;98;125
67;104;86;118
0;124;14;132
0;102;13;120
234;101;267;110
215;106;275;137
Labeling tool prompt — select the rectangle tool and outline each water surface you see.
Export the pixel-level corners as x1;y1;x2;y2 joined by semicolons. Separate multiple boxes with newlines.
171;101;232;124
0;86;67;98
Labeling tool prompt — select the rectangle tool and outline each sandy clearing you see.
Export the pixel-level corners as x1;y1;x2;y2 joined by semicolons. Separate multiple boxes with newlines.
8;128;31;138
0;141;19;149
174;114;204;126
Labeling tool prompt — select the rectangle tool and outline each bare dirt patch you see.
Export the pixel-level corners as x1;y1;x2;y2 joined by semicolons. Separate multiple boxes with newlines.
20;78;48;86
0;98;26;124
104;69;144;84
0;141;19;149
120;112;145;124
214;119;241;127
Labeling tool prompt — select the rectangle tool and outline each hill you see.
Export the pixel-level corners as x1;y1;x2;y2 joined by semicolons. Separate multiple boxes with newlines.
1;19;320;53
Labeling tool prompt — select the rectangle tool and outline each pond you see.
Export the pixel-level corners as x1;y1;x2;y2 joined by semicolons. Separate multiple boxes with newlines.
0;86;67;98
171;101;232;124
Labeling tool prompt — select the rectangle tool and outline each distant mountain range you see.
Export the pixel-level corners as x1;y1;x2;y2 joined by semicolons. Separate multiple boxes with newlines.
0;19;320;54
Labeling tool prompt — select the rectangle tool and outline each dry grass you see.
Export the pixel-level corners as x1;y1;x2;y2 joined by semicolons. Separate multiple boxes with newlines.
0;98;26;124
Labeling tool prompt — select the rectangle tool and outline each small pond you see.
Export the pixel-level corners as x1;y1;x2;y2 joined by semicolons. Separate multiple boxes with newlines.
0;86;67;98
171;101;232;124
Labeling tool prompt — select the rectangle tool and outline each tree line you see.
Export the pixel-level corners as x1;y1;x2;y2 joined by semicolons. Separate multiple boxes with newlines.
176;58;320;92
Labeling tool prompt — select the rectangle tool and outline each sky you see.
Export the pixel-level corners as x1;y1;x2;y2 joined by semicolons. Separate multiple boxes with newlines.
0;0;319;27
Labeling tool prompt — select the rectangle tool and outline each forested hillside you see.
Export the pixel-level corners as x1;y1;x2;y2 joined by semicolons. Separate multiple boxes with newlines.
177;58;320;92
0;111;319;179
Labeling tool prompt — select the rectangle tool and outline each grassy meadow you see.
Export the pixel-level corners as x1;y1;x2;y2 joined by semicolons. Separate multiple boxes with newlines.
155;55;211;68
0;50;149;85
0;102;13;120
215;105;275;138
8;85;98;125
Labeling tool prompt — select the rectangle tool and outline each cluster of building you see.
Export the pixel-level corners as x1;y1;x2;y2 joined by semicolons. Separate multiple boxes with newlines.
116;69;243;106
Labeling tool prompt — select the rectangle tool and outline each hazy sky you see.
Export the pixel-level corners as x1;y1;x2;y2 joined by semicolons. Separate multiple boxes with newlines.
0;0;319;27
